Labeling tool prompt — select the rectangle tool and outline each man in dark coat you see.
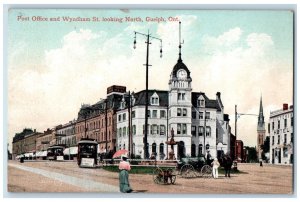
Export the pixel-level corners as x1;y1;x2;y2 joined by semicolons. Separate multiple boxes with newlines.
223;155;233;177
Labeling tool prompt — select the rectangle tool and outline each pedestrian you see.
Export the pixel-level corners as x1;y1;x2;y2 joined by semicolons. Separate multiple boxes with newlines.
211;158;220;179
223;155;233;178
118;154;133;193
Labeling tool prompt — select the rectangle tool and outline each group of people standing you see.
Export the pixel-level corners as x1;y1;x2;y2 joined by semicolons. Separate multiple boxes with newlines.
210;154;233;179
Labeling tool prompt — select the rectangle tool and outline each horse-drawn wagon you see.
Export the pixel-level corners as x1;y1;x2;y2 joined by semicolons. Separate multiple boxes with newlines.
177;156;213;178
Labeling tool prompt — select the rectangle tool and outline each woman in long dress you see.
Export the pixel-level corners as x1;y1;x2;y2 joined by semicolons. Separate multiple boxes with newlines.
119;155;133;193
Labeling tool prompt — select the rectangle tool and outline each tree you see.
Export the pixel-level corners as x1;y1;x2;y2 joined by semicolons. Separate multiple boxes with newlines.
244;146;258;163
260;136;270;162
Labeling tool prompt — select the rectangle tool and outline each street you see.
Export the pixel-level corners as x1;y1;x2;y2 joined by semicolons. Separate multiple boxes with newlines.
7;160;293;194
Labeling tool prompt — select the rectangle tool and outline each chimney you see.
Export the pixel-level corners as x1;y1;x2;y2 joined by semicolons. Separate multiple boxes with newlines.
216;92;221;100
283;103;288;110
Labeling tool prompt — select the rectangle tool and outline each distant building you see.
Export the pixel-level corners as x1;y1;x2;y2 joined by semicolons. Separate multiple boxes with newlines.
55;120;76;147
12;128;42;159
236;140;244;162
269;104;293;165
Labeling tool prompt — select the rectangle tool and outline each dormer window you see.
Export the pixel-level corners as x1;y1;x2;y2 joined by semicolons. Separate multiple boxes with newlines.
197;96;205;107
121;98;126;109
151;92;159;105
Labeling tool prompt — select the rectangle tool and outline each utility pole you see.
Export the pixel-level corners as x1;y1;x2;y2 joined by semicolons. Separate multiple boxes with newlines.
127;91;131;157
105;99;108;154
235;105;237;160
133;30;162;159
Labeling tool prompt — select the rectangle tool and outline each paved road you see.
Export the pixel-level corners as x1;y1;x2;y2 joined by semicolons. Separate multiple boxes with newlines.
8;163;119;192
7;160;294;194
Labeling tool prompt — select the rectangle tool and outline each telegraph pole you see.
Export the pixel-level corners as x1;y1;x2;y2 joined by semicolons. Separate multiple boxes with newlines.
235;105;237;160
133;30;162;159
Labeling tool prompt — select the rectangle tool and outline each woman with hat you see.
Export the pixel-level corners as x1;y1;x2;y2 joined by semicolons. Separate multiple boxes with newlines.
211;158;220;179
118;154;133;193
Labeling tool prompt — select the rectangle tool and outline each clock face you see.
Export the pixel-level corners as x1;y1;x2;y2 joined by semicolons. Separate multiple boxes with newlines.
177;69;187;79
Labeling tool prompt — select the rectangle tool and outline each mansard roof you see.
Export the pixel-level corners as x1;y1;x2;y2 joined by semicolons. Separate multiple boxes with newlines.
191;92;222;111
134;89;169;107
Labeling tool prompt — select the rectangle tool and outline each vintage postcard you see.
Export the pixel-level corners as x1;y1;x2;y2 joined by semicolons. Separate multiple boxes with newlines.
6;8;294;195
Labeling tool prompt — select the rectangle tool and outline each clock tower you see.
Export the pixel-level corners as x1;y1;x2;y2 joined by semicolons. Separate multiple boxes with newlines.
168;21;192;159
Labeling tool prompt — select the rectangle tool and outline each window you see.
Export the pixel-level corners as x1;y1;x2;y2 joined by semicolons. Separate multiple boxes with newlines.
133;125;136;135
191;126;196;136
291;133;293;143
143;125;145;134
284;134;287;144
123;113;126;121
182;124;187;134
291;116;294;127
151;95;159;105
283;147;288;157
153;110;157;118
160;125;166;135
123;127;126;136
272;122;274;130
277;120;280;129
284;119;287;128
152;125;158;135
178;93;186;101
119;128;122;137
206;126;211;137
152;143;157;154
198;126;204;136
198;99;205;107
159;143;164;154
132;111;136;118
177;108;182;116
192;111;196;119
199;144;203;155
160;110;166;118
206;144;210;150
183;108;187;117
199;112;203;119
277;135;280;144
177;124;181;134
205;112;210;119
272;136;274;145
191;144;196;157
147;110;151;118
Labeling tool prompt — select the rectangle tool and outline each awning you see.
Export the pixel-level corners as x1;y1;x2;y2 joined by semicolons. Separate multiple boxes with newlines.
63;148;70;155
41;151;47;157
24;153;30;157
69;147;78;155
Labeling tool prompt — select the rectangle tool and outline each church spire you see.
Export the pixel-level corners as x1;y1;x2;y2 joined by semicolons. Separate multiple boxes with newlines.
257;95;265;131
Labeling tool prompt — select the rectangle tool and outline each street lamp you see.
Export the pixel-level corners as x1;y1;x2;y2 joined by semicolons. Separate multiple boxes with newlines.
234;104;258;160
133;30;163;159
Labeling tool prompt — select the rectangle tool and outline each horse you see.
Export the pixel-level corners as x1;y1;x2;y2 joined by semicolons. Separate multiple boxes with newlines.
219;155;233;178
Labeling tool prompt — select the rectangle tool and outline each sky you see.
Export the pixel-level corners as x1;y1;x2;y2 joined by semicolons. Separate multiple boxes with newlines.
7;9;293;151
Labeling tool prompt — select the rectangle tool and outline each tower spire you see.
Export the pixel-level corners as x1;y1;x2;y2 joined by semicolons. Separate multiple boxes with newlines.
258;95;265;130
178;21;183;62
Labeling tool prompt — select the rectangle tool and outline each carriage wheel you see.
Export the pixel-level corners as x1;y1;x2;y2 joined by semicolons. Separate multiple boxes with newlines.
180;164;196;178
201;165;212;178
153;167;164;184
167;168;176;184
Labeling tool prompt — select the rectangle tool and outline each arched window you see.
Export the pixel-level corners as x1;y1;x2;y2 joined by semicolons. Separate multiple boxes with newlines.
123;127;126;136
199;144;203;155
206;126;211;137
206;144;210;150
191;144;196;157
159;143;164;154
152;143;157;154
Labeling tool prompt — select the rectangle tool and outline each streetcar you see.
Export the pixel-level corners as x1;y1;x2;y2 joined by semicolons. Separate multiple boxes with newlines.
77;138;98;168
47;145;65;161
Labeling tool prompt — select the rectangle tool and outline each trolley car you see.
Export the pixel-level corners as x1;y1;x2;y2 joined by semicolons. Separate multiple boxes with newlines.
47;145;65;161
77;139;98;168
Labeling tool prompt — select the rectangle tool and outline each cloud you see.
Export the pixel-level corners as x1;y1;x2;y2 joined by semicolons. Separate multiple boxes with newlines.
192;28;292;147
202;27;243;54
